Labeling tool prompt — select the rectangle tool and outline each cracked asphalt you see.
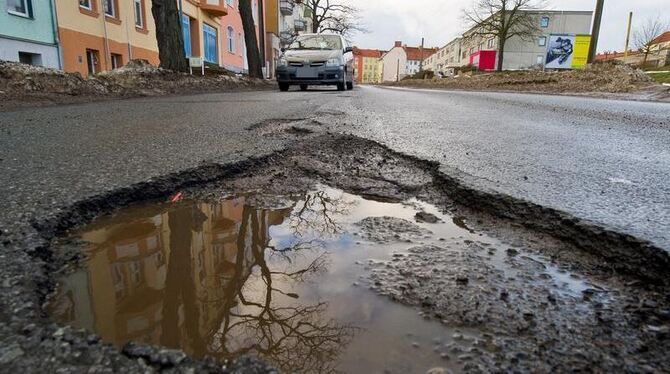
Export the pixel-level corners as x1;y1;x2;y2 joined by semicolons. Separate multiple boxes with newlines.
1;86;668;250
1;85;670;372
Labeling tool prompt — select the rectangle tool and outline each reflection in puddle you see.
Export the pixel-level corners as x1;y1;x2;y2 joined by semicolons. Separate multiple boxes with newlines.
50;187;596;373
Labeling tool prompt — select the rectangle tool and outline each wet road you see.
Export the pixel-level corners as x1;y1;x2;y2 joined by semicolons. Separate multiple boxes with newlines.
1;86;669;250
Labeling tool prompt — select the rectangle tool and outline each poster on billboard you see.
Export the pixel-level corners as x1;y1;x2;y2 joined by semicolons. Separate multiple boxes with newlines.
545;34;591;69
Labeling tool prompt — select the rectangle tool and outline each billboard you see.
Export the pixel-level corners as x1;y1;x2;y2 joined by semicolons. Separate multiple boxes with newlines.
545;34;591;69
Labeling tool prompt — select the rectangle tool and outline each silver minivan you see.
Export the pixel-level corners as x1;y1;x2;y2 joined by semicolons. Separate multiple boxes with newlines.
275;33;355;92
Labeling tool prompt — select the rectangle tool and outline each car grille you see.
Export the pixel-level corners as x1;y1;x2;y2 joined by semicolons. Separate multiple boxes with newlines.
289;61;304;67
310;61;326;67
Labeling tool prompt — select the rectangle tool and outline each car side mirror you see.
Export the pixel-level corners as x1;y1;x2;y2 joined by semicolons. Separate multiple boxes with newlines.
344;47;353;54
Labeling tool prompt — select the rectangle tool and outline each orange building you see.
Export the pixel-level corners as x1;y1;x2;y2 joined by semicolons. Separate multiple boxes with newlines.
56;0;160;77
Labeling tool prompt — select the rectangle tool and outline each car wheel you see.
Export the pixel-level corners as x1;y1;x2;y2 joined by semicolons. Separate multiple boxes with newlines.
279;83;290;92
346;81;354;90
300;84;308;91
337;82;346;91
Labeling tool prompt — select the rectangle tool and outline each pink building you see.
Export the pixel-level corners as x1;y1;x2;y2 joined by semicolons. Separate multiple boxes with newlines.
220;0;264;74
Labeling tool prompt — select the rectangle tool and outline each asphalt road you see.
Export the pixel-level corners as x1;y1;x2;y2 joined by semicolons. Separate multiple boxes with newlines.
1;86;668;251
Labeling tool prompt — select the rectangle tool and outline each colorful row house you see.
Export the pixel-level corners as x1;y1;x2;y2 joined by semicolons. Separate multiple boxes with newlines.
0;0;61;68
1;0;271;77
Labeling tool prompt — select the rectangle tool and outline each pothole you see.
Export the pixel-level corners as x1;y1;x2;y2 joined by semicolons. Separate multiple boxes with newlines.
41;135;670;373
49;186;609;373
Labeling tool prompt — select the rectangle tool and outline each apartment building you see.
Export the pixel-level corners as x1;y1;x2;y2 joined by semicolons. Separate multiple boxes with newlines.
0;0;61;68
264;0;313;78
220;0;266;73
353;48;384;84
180;0;227;66
425;37;461;76
381;41;437;82
56;0;161;77
460;10;593;70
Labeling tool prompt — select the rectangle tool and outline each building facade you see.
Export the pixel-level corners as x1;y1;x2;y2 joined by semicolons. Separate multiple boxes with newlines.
264;0;313;78
425;37;461;76
459;10;593;70
0;0;61;68
353;48;383;84
180;0;228;67
380;41;437;82
56;0;161;77
220;0;266;74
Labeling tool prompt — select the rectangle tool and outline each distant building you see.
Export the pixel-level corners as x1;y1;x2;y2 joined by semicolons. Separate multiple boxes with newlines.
0;0;61;68
380;41;437;82
595;31;669;68
425;37;462;76
264;0;313;78
459;10;593;70
353;48;384;84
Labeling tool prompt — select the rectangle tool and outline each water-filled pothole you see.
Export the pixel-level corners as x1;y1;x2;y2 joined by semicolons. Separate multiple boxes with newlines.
49;186;606;373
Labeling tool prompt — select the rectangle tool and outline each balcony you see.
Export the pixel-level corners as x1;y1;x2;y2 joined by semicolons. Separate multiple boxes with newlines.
280;30;295;45
294;18;306;31
200;0;227;17
280;0;294;16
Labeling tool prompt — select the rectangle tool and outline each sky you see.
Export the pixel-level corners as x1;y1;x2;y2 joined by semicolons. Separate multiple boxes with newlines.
349;0;667;53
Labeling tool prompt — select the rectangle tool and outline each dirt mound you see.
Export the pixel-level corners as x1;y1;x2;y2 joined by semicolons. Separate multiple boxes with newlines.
389;62;657;94
0;59;273;110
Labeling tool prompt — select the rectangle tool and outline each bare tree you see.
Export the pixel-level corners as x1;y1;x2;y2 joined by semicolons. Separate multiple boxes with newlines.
463;0;544;71
239;0;264;78
634;17;668;67
151;0;188;72
304;0;365;38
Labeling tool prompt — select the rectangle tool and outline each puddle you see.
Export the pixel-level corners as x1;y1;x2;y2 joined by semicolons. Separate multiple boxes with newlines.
50;186;601;373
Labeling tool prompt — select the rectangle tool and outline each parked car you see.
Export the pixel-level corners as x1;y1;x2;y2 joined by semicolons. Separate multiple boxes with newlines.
276;33;355;92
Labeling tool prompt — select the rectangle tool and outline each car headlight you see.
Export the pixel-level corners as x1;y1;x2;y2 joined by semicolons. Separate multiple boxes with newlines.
326;58;342;67
277;58;288;67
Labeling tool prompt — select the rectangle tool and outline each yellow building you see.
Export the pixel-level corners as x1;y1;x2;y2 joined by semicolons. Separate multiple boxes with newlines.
57;0;227;77
353;48;384;84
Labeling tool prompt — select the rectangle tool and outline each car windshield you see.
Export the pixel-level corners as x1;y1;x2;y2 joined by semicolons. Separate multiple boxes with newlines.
288;35;342;51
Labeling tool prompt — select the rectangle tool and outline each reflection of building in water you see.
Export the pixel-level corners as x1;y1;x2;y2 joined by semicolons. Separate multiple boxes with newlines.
52;197;292;357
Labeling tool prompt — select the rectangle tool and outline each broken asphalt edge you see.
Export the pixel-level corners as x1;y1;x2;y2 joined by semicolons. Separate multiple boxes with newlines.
4;133;669;371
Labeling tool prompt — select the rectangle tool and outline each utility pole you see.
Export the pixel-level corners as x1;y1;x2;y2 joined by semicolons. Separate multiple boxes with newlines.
587;0;604;63
396;59;400;82
419;37;425;72
624;11;633;58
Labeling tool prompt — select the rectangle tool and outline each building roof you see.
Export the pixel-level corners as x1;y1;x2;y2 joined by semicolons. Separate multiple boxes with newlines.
595;51;640;61
404;46;438;61
353;48;384;58
651;31;670;45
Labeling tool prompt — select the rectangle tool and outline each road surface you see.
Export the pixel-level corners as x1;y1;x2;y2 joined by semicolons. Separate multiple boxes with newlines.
1;86;668;250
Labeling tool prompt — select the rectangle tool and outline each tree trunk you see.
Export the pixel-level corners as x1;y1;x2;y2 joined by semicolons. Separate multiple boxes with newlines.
239;0;263;78
310;1;320;33
151;0;188;72
497;39;505;71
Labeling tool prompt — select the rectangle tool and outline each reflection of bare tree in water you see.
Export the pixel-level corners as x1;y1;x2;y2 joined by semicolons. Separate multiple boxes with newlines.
289;190;354;239
210;195;356;373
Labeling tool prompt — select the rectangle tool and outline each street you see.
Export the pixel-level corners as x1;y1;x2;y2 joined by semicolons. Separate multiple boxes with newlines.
2;86;669;250
2;87;670;373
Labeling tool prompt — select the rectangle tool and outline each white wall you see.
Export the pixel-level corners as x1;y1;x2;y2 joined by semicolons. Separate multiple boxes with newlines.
0;37;60;68
381;47;406;82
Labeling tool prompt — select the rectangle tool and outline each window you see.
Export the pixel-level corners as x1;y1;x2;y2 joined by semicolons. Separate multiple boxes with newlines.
536;55;544;65
103;0;115;17
487;38;495;49
538;36;547;47
111;54;122;69
86;49;100;76
18;52;42;66
540;16;549;28
227;26;235;53
134;0;144;28
226;0;234;7
7;0;31;17
203;23;218;63
79;0;92;10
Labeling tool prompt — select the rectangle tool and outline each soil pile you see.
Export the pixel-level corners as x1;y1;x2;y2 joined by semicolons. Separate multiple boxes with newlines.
0;59;274;110
388;62;658;94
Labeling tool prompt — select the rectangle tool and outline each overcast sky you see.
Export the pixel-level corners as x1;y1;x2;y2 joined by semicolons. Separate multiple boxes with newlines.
350;0;667;53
